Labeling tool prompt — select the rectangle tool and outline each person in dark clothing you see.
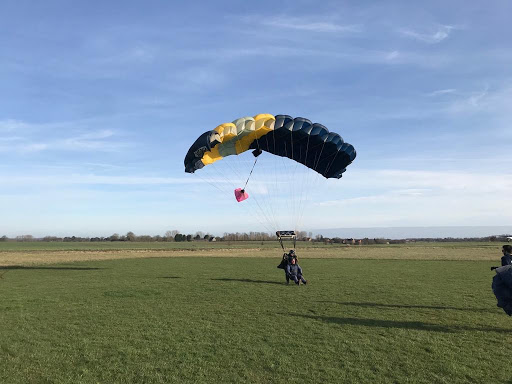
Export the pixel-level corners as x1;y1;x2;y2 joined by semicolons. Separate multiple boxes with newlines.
277;249;298;284
492;263;512;316
501;245;512;266
490;245;512;271
287;249;297;263
490;245;512;315
286;257;307;285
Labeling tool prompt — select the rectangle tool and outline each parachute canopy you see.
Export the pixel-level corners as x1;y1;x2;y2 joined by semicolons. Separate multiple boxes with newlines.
184;114;356;179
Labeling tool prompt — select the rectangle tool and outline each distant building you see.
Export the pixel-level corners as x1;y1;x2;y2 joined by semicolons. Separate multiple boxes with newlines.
508;237;512;242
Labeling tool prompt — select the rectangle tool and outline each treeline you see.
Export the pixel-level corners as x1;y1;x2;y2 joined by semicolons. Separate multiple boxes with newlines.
0;232;214;243
222;231;311;241
319;234;512;244
1;231;313;243
1;233;510;243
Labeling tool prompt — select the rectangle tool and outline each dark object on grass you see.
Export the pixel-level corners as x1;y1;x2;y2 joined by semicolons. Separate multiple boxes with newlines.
492;265;512;316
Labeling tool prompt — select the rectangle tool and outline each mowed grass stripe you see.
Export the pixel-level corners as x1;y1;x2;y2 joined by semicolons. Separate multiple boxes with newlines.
0;241;504;266
0;257;510;383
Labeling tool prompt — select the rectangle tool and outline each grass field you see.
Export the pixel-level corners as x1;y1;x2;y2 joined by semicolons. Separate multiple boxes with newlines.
1;242;511;383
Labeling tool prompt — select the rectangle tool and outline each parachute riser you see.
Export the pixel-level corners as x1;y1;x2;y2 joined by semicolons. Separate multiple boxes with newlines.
276;231;296;252
242;149;262;192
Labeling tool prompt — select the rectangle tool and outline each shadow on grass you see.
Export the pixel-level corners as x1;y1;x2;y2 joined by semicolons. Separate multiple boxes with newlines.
318;300;495;314
284;313;512;333
159;276;182;279
212;278;283;285
0;265;102;271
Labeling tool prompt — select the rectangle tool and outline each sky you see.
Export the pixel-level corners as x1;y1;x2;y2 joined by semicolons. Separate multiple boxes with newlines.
1;0;511;237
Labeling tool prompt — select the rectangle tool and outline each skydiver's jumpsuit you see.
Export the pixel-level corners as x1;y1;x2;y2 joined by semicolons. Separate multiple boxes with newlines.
286;263;307;285
501;253;512;266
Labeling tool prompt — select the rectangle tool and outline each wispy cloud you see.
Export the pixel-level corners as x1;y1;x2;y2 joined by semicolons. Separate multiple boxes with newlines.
308;168;512;227
0;173;228;187
427;89;456;97
60;130;119;151
0;119;30;132
20;143;49;153
260;17;362;33
0;126;129;154
446;85;493;113
399;25;455;44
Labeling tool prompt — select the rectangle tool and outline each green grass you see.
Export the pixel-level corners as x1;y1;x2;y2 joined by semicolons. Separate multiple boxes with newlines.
1;256;510;383
0;240;502;252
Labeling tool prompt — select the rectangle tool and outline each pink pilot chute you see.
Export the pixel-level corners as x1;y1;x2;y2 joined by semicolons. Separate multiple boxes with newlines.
234;188;249;202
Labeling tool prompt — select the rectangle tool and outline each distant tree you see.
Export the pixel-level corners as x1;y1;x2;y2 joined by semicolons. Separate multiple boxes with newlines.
110;233;120;241
204;234;211;240
186;234;192;242
16;235;34;242
126;232;136;241
166;230;179;240
0;235;7;241
174;233;185;242
194;234;201;240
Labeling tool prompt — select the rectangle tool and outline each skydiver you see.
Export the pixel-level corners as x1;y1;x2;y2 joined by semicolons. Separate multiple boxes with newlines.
286;257;307;286
491;245;512;271
277;249;297;284
501;245;512;266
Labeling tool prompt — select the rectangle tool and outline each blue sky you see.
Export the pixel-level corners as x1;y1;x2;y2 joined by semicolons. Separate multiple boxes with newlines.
1;0;511;237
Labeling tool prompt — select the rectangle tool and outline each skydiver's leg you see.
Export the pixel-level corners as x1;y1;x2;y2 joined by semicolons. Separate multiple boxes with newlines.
285;271;289;284
298;274;307;284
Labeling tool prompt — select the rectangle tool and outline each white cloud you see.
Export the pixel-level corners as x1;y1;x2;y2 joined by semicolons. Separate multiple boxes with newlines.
60;130;120;151
260;17;362;33
445;84;511;114
20;143;48;152
427;89;457;97
0;123;129;153
0;173;227;187
304;169;511;227
399;25;455;44
385;50;400;61
346;169;512;193
0;119;30;132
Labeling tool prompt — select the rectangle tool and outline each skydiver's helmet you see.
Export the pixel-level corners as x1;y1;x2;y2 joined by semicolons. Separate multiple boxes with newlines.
289;250;295;255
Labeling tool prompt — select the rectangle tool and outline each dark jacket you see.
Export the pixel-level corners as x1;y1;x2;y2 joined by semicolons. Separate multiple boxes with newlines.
286;264;303;277
501;253;512;266
492;265;512;316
